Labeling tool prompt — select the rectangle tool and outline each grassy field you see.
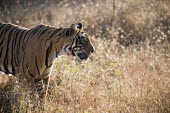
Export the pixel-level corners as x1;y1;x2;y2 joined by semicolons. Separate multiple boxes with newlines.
0;0;170;113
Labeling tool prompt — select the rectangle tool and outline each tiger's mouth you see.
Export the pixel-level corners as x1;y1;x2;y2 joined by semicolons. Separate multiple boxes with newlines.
77;52;89;60
69;47;91;61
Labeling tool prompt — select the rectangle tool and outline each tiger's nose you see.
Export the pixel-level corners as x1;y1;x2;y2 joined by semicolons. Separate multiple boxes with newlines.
91;49;94;53
91;47;95;53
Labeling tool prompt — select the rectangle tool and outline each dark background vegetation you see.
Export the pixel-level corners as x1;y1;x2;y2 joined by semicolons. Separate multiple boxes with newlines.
0;0;169;48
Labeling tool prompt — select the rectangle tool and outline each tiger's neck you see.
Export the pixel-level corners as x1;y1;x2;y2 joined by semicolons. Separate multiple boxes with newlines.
57;46;68;57
45;37;68;67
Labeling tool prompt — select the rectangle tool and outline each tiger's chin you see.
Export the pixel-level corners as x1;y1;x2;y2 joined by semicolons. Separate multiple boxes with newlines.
76;52;89;62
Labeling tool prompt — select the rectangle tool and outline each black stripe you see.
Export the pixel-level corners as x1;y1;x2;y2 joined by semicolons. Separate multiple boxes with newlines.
42;72;50;76
50;28;62;38
64;45;69;51
25;31;33;44
72;33;80;49
0;37;5;46
35;57;40;75
38;29;49;39
64;45;69;54
3;27;16;73
26;64;33;77
4;71;9;74
0;24;7;31
45;28;62;44
16;30;25;63
54;34;65;57
32;25;44;36
17;30;25;52
68;38;76;56
0;47;3;57
13;29;21;50
46;65;52;68
54;34;64;43
21;30;35;74
0;26;12;45
66;28;70;36
3;26;13;36
28;70;34;77
31;25;44;35
45;42;53;67
35;25;44;31
56;51;59;57
12;29;21;66
39;55;43;67
22;49;26;74
0;26;11;41
71;49;75;56
75;37;79;46
24;29;35;46
11;28;19;74
21;30;31;51
69;38;75;50
1;26;12;33
34;79;41;83
31;29;38;36
58;31;65;36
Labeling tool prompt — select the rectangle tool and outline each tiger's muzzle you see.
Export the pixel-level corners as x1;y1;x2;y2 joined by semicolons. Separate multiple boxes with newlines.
75;49;94;61
77;52;89;60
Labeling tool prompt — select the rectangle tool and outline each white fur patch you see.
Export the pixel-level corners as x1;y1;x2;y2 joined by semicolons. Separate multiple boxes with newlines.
0;65;5;71
81;34;86;38
57;46;68;57
7;66;12;73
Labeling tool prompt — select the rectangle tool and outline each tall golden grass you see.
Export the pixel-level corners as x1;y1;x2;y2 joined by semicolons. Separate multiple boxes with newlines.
0;0;170;112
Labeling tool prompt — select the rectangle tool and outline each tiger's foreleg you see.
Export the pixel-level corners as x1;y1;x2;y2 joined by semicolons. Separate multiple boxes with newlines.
34;77;50;104
43;77;50;100
42;77;50;109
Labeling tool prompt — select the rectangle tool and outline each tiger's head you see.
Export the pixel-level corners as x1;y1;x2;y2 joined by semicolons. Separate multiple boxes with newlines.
64;23;95;61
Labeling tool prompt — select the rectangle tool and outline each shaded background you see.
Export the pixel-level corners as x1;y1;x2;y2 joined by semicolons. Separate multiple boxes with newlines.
0;0;169;49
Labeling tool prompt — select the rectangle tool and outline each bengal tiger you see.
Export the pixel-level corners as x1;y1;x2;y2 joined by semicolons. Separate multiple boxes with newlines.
0;22;95;99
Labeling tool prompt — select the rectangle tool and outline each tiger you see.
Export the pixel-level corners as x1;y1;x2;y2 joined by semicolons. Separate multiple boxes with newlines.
0;22;95;99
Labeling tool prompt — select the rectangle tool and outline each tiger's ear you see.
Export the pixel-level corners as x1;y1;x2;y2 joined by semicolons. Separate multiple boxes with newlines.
67;23;83;37
77;23;83;29
70;23;83;31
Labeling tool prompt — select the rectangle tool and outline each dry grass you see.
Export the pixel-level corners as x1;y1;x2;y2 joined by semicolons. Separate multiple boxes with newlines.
0;0;170;113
